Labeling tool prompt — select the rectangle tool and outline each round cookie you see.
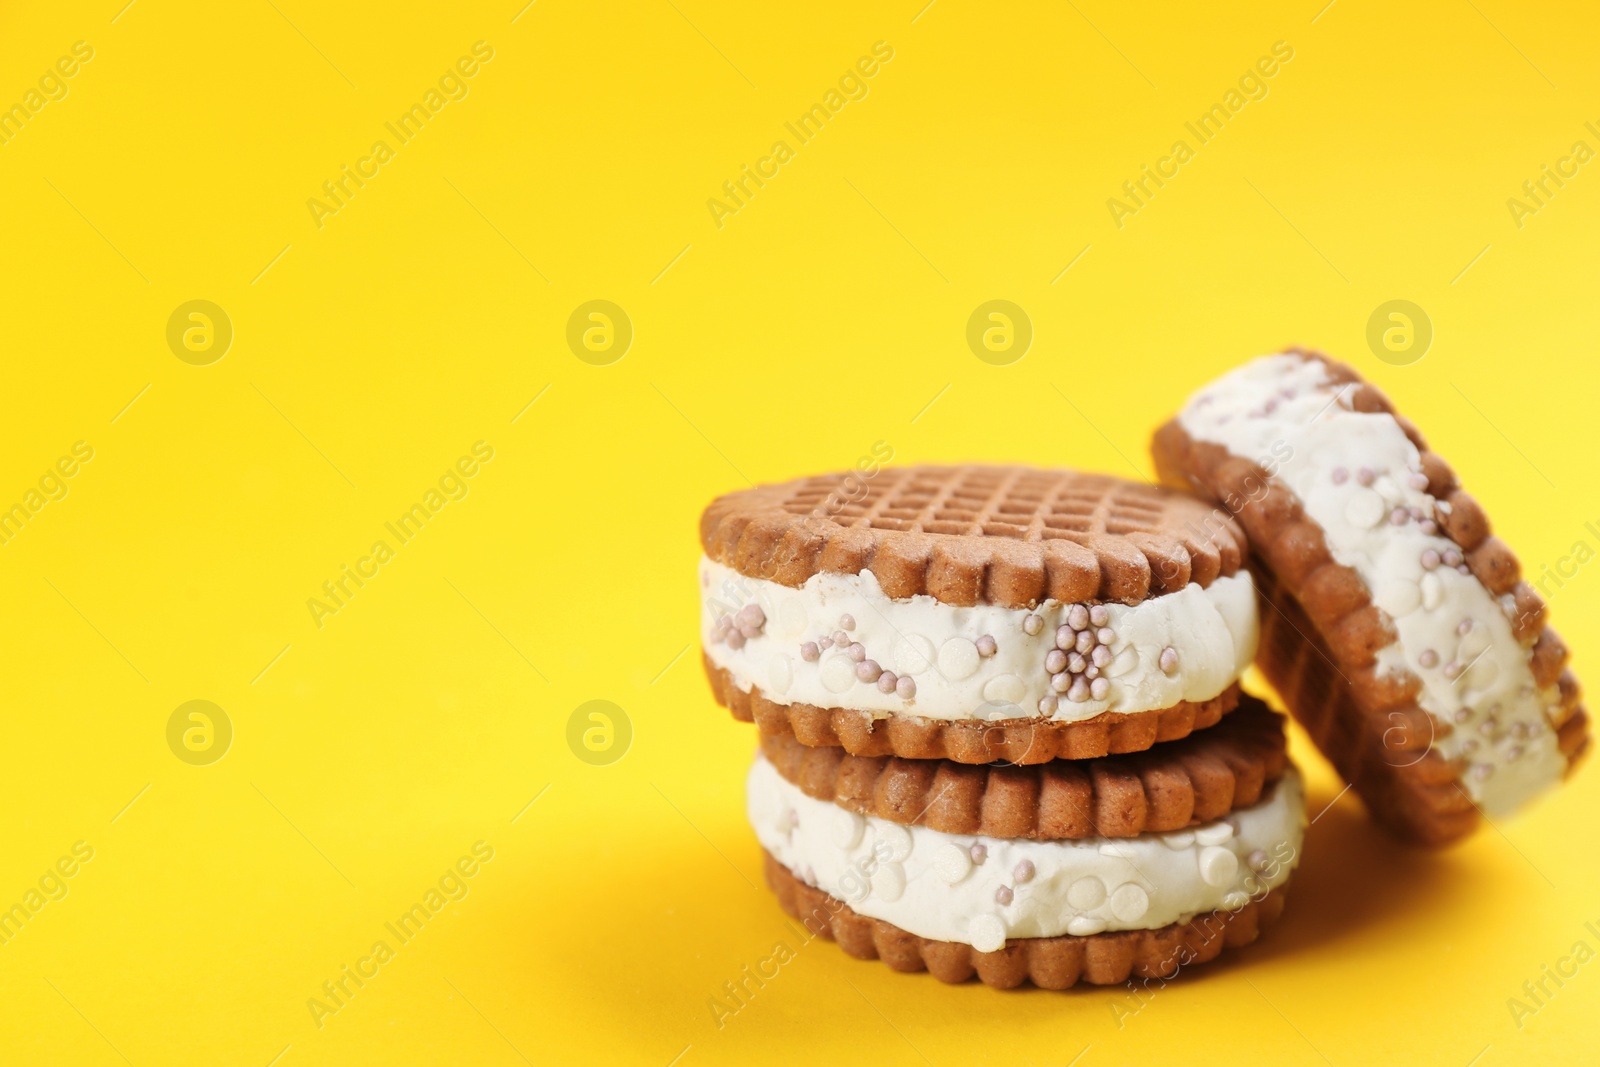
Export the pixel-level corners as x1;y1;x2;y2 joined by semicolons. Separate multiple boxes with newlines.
700;465;1259;762
1153;349;1589;845
759;693;1289;839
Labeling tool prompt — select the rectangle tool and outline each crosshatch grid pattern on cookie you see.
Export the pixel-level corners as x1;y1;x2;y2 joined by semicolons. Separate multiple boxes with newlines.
701;465;1249;608
778;466;1178;539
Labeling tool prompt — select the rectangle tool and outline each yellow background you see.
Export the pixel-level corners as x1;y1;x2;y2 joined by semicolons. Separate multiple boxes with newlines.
2;0;1597;1063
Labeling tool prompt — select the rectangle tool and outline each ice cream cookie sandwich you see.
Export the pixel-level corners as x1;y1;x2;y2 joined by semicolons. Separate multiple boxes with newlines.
700;465;1260;763
1153;349;1588;845
748;695;1304;988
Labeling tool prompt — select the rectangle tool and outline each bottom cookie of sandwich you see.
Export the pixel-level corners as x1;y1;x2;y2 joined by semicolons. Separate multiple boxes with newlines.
763;851;1289;989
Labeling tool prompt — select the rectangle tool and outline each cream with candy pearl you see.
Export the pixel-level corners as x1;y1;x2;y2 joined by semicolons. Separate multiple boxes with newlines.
700;556;1256;725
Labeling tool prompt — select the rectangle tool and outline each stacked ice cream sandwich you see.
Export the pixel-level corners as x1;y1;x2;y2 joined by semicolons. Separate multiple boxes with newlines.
699;466;1307;988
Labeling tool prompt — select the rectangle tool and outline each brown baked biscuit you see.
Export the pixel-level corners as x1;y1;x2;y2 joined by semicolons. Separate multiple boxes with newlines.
1153;348;1589;846
758;692;1287;837
707;654;1241;763
701;464;1247;608
764;851;1287;989
1251;564;1478;842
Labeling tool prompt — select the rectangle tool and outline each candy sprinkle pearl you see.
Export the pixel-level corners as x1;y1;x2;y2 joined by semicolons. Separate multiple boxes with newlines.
726;631;746;650
1056;625;1075;651
1159;647;1179;675
1409;472;1431;491
839;613;855;631
970;843;987;864
1096;627;1116;645
1418;649;1439;669
1051;673;1072;693
994;885;1014;905
1013;860;1035;883
1023;614;1044;636
896;676;917;699
1068;604;1090;631
1046;650;1068;674
1089;605;1110;628
1090;677;1110;700
1357;467;1376;486
1421;549;1441;570
1067;652;1086;673
1075;630;1095;655
1068;678;1090;702
1092;645;1113;669
1389;508;1409;526
1038;694;1058;714
1458;620;1474;636
800;641;820;662
847;642;866;662
832;630;850;647
876;670;898;694
1443;549;1463;567
1331;467;1349;484
976;635;998;658
856;660;883;683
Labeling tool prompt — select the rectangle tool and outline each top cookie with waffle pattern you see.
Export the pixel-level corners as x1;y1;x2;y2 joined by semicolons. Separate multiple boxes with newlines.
700;465;1249;610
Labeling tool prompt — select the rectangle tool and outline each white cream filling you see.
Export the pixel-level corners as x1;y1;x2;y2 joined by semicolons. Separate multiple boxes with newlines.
700;558;1256;725
1177;353;1565;817
749;754;1304;949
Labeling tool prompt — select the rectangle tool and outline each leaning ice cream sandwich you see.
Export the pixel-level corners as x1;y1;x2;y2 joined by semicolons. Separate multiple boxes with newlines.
1153;349;1589;845
748;694;1305;988
699;465;1259;763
